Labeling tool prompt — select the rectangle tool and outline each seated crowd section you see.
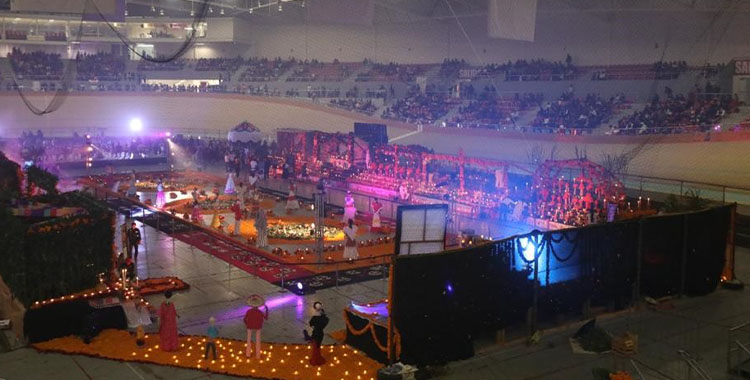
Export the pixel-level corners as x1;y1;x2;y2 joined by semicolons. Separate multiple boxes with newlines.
382;86;460;124
533;92;628;132
612;91;741;134
2;49;746;135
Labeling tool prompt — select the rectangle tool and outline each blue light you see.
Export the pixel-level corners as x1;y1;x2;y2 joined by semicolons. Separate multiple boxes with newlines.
518;237;536;261
446;283;454;294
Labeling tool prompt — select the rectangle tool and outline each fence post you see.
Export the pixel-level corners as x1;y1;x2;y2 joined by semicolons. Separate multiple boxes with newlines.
634;219;643;303
680;214;688;297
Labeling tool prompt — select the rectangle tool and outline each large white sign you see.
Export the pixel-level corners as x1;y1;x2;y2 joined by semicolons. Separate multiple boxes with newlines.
395;204;448;255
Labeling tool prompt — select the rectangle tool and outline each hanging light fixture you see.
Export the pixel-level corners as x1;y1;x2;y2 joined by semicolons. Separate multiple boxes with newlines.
159;8;164;16
190;0;195;17
301;0;305;7
278;0;283;12
209;6;213;13
220;8;225;15
150;0;155;12
248;8;253;14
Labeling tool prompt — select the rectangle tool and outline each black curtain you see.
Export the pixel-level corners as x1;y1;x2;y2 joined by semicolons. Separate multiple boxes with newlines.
24;300;127;343
392;205;732;365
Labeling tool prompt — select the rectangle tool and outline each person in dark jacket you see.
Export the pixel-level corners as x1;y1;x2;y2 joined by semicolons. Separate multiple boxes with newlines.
303;301;329;365
127;222;142;262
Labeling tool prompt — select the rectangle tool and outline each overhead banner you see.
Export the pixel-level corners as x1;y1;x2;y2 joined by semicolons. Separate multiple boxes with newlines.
11;0;125;22
306;0;374;26
487;0;538;42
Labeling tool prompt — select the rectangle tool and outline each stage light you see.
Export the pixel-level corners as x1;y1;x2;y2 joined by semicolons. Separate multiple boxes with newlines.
518;236;535;262
129;118;143;132
445;283;453;294
296;282;303;291
165;131;171;137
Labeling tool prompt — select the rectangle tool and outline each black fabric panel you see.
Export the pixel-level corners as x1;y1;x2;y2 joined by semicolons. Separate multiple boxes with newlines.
344;311;388;363
24;300;127;343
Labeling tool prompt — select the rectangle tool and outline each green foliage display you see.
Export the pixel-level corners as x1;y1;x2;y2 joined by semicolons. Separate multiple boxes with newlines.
0;191;115;307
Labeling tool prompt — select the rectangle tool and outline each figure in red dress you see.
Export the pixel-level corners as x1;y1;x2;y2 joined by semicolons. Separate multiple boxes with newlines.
158;291;179;352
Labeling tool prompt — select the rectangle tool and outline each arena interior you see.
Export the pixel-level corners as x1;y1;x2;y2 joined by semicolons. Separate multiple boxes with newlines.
1;1;750;379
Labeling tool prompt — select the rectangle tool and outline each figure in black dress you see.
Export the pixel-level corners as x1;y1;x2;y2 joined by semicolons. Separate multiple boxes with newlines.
303;301;329;366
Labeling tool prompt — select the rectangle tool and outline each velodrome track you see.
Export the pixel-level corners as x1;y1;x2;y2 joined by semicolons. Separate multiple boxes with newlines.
2;92;750;189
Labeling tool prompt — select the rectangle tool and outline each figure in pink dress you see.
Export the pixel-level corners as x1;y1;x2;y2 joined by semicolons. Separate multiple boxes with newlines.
158;291;179;352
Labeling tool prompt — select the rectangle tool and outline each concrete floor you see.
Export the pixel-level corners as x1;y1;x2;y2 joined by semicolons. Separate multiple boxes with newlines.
2;214;749;380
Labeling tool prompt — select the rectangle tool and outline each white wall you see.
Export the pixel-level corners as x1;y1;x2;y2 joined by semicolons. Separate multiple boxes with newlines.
244;10;750;65
2;93;750;188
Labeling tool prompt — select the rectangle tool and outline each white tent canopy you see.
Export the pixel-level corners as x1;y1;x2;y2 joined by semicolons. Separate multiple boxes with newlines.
227;121;262;143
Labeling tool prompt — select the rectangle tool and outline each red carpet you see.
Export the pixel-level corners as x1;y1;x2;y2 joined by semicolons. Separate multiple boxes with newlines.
173;230;314;282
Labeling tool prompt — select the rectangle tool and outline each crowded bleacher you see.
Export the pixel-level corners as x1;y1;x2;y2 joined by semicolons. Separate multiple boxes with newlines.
2;46;747;135
612;92;739;134
8;48;63;80
533;92;627;132
382;86;458;124
76;52;127;81
238;57;295;82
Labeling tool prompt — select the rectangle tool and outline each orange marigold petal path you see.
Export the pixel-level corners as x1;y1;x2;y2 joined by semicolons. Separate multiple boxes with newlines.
33;329;380;380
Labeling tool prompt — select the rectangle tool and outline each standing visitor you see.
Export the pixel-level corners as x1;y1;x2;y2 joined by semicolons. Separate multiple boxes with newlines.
243;295;268;359
158;291;179;352
231;200;243;236
303;302;329;366
120;217;130;253
255;208;268;248
127;170;137;197
247;172;258;199
343;219;359;262
127;222;142;262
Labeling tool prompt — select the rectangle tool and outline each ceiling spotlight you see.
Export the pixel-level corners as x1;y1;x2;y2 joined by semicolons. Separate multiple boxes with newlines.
220;8;225;15
278;3;283;11
124;9;128;16
209;6;213;13
159;8;164;16
248;8;253;14
151;5;155;12
190;10;195;16
301;0;305;7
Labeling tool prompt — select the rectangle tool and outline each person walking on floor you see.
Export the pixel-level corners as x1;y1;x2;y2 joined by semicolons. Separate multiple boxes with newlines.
244;295;268;359
127;222;142;262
